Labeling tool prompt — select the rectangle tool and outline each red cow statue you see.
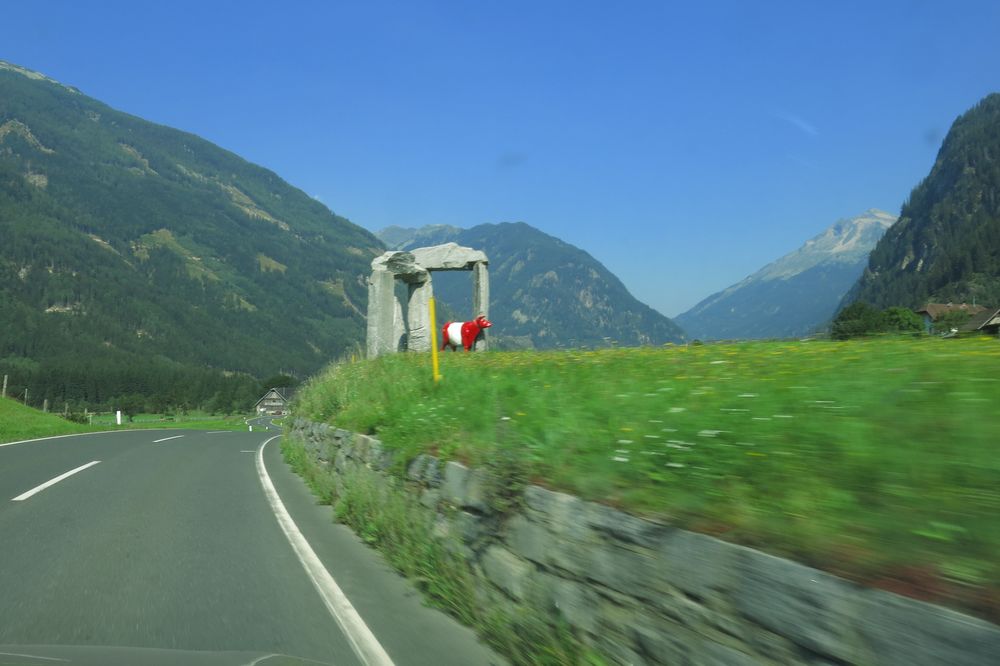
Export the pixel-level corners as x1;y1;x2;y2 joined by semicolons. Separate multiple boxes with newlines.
441;315;492;352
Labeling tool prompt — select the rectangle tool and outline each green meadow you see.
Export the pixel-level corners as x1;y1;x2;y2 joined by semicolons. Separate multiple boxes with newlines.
86;411;249;431
0;396;97;443
0;401;249;445
295;336;1000;619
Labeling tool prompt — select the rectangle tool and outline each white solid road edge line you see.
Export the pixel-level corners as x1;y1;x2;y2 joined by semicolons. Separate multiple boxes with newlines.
256;436;395;666
12;460;101;501
152;435;185;443
0;430;136;449
0;651;68;663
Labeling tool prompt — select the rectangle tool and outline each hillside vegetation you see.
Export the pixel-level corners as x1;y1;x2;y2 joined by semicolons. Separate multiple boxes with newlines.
296;339;1000;620
0;60;380;410
851;93;1000;309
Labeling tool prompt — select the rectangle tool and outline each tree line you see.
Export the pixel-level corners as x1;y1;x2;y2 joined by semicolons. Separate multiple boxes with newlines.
0;353;295;416
830;302;979;339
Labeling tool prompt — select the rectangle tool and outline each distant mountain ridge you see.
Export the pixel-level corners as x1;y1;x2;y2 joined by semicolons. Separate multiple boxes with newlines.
376;222;686;348
0;60;379;408
675;209;895;340
848;93;1000;310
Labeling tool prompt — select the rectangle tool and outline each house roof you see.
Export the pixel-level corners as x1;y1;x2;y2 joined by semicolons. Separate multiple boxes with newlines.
962;307;1000;331
254;387;296;408
916;303;987;320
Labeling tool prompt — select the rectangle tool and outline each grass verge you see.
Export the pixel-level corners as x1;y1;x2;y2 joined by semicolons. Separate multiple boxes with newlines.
281;435;605;665
0;399;250;445
295;337;1000;620
0;396;97;443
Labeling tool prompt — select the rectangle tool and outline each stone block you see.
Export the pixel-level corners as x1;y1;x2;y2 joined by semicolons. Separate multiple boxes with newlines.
523;485;591;541
351;434;392;470
442;461;470;506
419;489;440;510
432;514;451;540
582;542;657;600
856;589;1000;666
371;250;429;280
481;546;533;601
657;529;739;600
453;510;488;545
366;268;397;358
410;243;488;270
597;637;650;666
406;455;428;482
406;280;432;352
586;502;669;549
334;448;349;474
734;548;859;662
632;621;695;666
504;514;551;565
744;625;804;664
536;573;601;634
472;261;489;351
392;296;405;352
421;456;443;487
462;468;489;512
699;641;760;666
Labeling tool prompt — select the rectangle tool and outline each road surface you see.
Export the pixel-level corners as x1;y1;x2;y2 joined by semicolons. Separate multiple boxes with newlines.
0;425;502;665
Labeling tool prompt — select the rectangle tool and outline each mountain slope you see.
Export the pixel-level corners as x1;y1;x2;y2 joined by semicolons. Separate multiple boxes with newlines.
378;222;686;348
0;60;380;407
675;210;895;339
849;93;1000;309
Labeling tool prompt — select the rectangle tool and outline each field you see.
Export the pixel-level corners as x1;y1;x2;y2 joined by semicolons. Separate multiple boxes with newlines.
86;411;249;431
0;401;249;445
295;336;1000;619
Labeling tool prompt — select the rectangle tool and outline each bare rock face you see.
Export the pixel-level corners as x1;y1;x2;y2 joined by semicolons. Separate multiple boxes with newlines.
410;243;488;270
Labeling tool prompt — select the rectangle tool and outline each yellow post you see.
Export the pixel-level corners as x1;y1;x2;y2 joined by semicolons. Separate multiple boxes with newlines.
428;296;442;383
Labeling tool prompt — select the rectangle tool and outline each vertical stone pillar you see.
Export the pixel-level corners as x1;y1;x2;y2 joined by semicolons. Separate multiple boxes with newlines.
406;277;433;352
393;296;406;352
366;269;397;358
472;261;490;351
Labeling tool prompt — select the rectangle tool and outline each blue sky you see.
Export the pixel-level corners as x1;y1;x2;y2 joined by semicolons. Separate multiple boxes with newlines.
5;1;999;316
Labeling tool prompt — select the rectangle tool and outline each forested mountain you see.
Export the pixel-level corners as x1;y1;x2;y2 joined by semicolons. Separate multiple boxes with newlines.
676;210;895;339
378;222;686;348
848;93;1000;309
0;60;380;411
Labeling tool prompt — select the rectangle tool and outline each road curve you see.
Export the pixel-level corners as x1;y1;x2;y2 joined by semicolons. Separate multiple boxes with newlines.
0;427;501;665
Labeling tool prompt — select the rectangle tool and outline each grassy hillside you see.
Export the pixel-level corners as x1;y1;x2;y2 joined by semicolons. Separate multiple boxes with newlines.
0;396;95;443
296;338;1000;620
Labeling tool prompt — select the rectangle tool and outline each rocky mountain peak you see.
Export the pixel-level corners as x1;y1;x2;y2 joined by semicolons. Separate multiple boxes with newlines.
675;209;895;340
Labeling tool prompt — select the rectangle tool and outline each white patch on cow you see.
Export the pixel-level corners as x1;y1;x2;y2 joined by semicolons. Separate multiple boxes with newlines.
445;322;464;349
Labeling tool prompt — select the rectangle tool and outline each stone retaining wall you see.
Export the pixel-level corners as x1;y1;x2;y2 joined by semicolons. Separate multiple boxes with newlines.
289;418;1000;665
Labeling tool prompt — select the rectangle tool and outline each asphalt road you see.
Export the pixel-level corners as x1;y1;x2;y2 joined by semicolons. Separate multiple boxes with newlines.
0;425;502;665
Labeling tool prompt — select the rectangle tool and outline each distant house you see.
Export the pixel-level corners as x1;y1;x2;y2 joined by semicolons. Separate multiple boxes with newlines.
915;303;987;333
255;387;294;415
962;307;1000;336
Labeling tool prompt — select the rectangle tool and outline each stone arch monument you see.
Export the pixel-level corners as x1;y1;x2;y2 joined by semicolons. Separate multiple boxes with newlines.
366;243;489;358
